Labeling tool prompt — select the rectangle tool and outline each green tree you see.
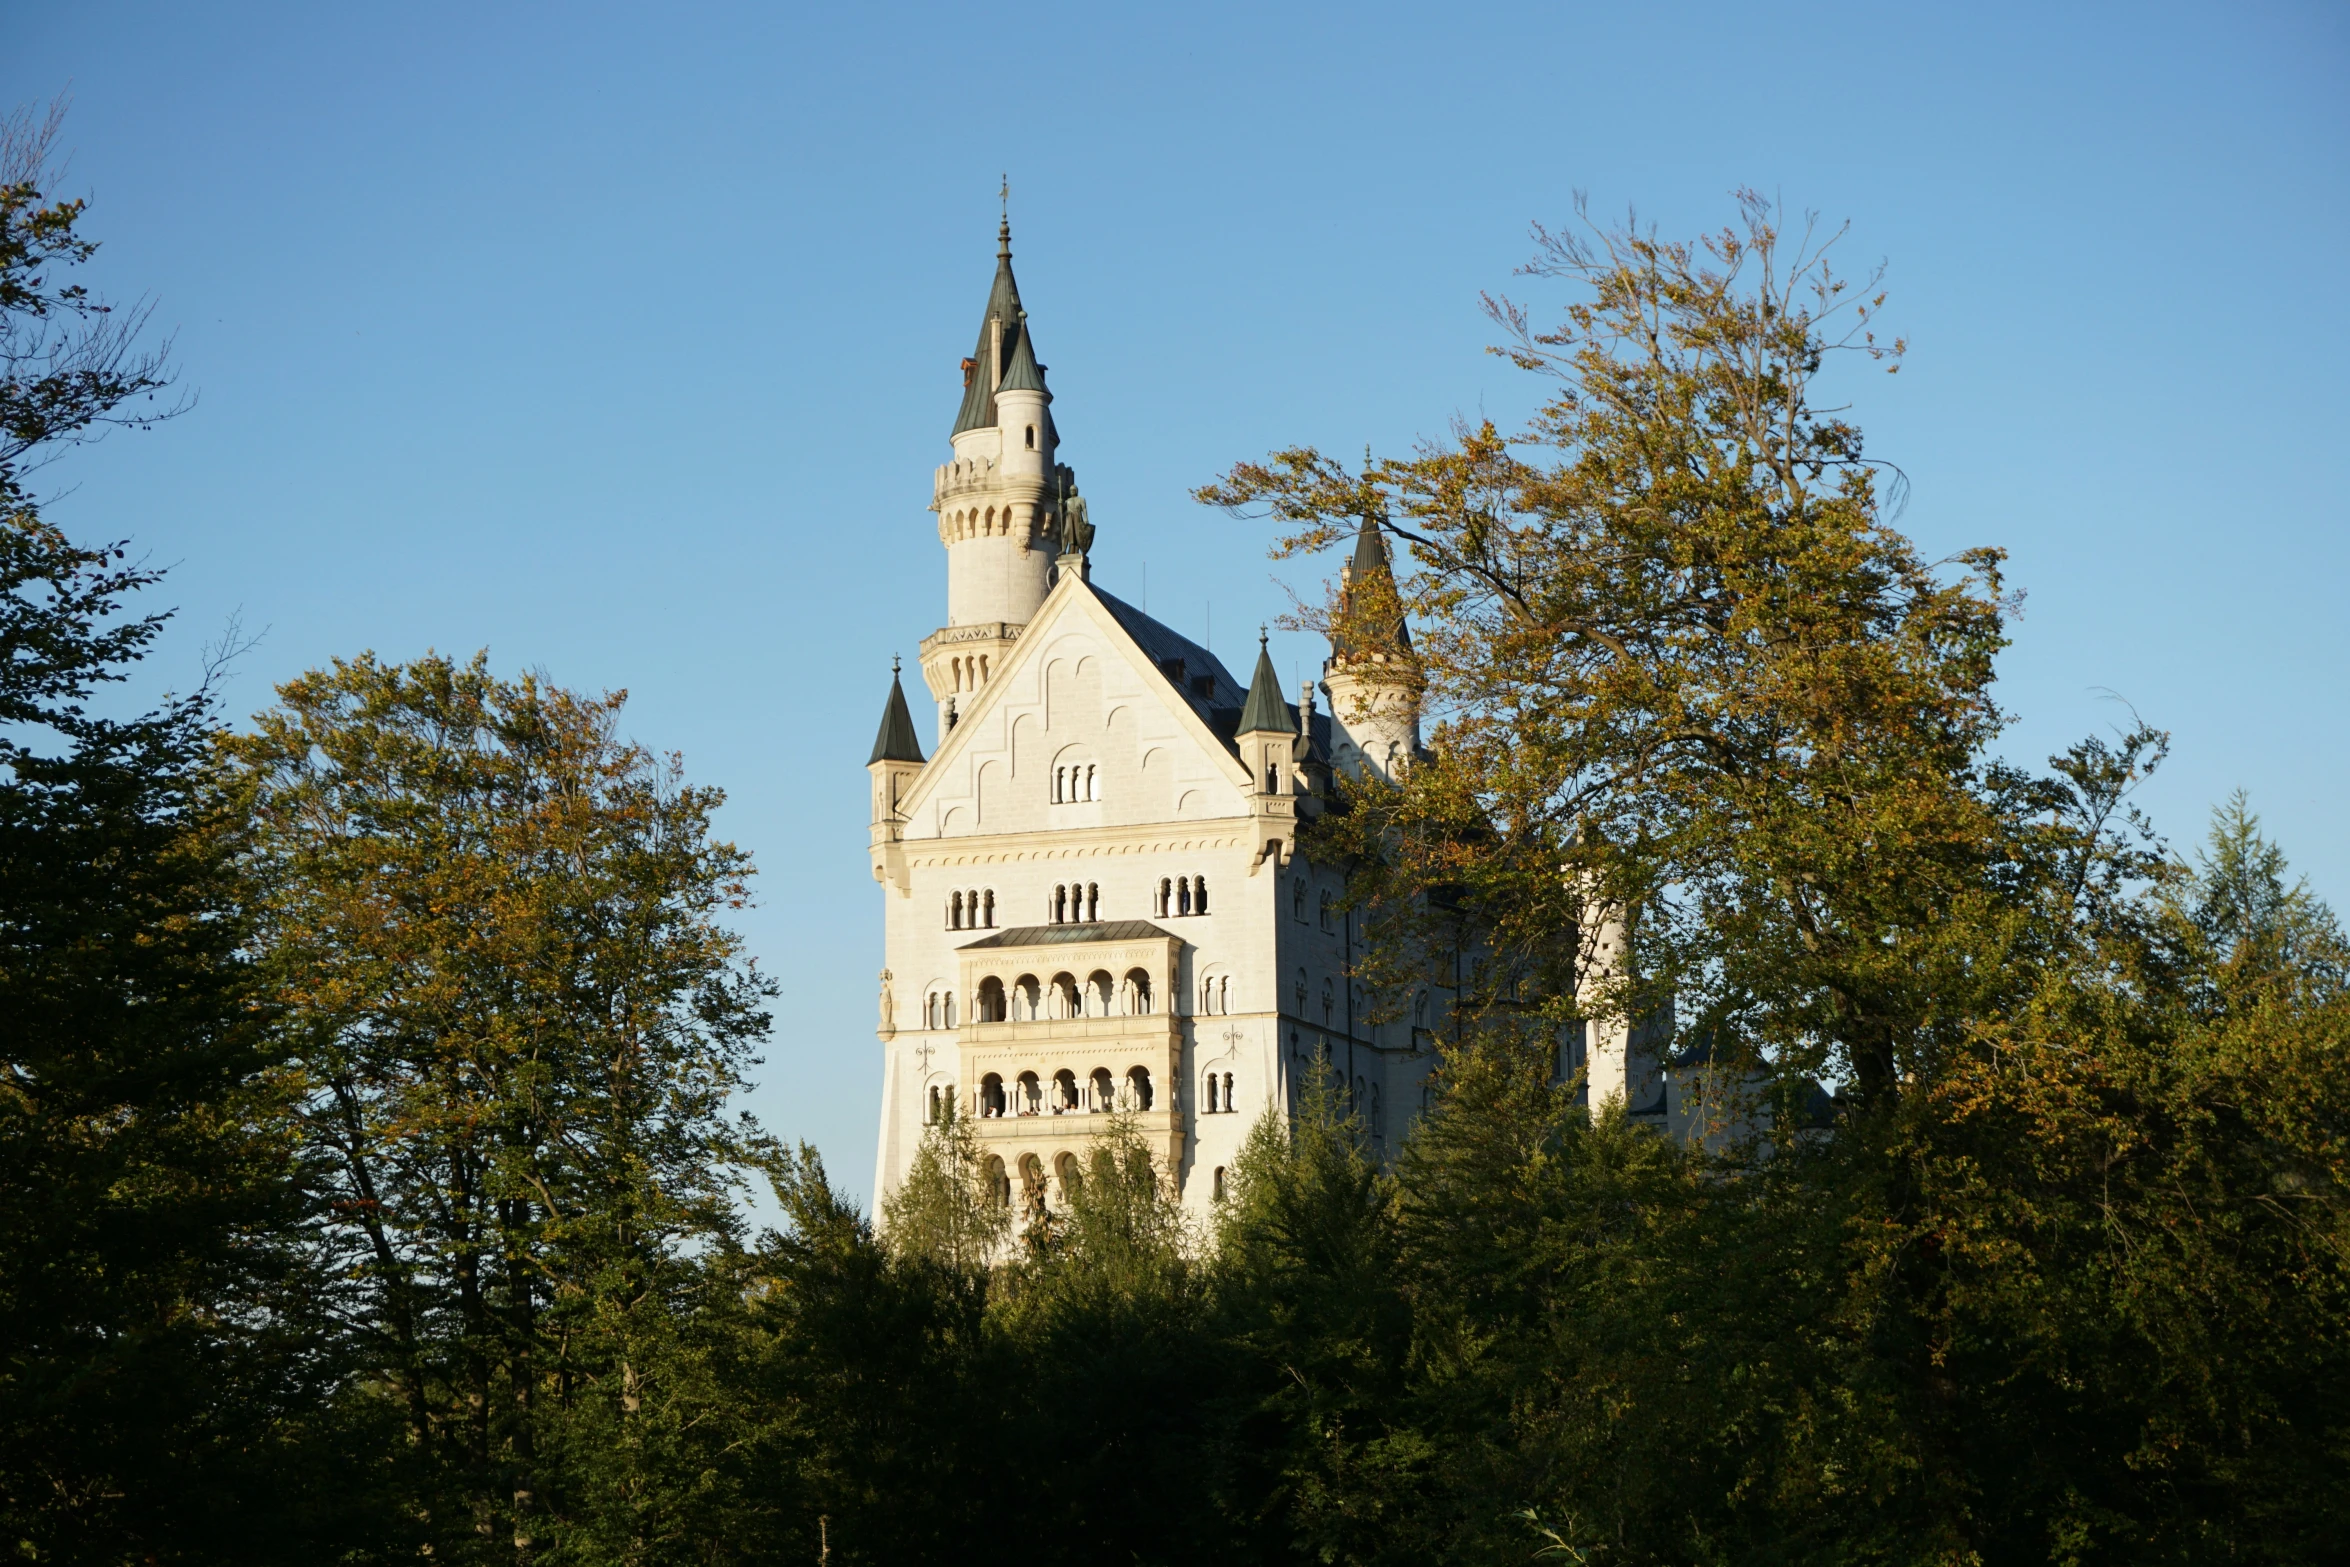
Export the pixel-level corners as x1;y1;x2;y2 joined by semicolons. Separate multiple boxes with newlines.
1202;194;2350;1561
225;651;776;1564
0;99;365;1564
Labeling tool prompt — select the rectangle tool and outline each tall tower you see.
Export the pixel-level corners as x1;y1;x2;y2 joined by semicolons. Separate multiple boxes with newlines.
1321;515;1422;782
919;217;1080;738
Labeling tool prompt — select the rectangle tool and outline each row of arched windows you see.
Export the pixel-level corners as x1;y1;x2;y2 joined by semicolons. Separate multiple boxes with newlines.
1051;882;1100;924
1052;763;1099;803
1155;876;1209;917
1292;879;1338;932
1198;974;1231;1015
979;1149;1090;1214
972;967;1153;1022
947;888;996;930
1202;1070;1238;1113
977;1065;1154;1120
948;654;989;692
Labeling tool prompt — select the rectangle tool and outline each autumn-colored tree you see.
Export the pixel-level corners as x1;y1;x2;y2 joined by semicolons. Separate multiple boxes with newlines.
226;652;776;1563
1201;194;2350;1561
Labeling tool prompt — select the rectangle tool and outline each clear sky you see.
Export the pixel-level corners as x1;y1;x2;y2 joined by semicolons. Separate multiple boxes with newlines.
8;1;2345;1209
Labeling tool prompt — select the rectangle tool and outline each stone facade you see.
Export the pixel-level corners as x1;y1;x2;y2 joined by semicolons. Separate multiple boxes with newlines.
866;221;1441;1222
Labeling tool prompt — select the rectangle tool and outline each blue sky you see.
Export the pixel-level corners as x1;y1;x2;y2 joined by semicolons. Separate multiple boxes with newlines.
8;0;2345;1207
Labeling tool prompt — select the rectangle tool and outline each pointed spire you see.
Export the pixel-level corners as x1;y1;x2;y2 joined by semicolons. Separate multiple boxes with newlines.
1332;512;1412;659
1237;628;1296;736
868;659;926;765
999;307;1048;393
953;213;1028;437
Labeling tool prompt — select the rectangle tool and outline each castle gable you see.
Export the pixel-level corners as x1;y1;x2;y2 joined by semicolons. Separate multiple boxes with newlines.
900;576;1254;839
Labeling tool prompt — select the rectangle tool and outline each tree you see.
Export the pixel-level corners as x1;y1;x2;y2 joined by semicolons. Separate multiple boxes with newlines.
1202;194;2350;1561
1201;191;2013;1117
0;99;357;1564
224;651;776;1564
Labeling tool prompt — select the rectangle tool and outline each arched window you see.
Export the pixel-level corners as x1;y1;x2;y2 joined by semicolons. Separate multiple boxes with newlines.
1370;1082;1385;1142
1319;891;1335;933
1193;876;1208;914
976;976;1005;1023
1086;883;1100;921
1055;1150;1081;1197
1053;885;1068;924
1204;1073;1220;1113
1016;1071;1042;1116
1293;879;1306;922
1322;979;1335;1027
944;990;957;1029
1086;970;1115;1016
949;891;963;930
984;1155;1010;1207
1177;877;1192;916
1212;1166;1227;1202
1025;423;1036;449
1125;1065;1154;1112
1052;766;1064;804
1050;973;1079;1019
1089;1066;1115;1112
1157;877;1172;916
1053;1069;1078;1112
982;889;995;927
1223;1071;1236;1113
1122;967;1153;1015
926;1084;941;1124
1013;974;1040;1020
1019;1152;1045;1209
978;1073;1005;1119
1294;968;1308;1013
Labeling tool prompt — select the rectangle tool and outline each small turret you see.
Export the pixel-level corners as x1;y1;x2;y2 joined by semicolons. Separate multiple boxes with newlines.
868;661;925;886
1322;513;1422;783
1236;629;1300;871
1237;630;1297;797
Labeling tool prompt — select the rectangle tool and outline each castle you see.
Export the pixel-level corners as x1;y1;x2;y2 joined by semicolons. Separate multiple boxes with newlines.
866;221;1661;1218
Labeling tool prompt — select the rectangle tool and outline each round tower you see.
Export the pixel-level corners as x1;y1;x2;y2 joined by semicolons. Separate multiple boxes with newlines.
920;218;1074;737
1321;514;1422;783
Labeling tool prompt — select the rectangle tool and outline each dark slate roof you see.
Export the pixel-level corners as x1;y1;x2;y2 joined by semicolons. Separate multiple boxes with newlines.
1090;586;1247;716
1332;515;1413;658
959;920;1176;950
951;220;1047;437
867;670;926;765
998;313;1048;393
1237;636;1296;735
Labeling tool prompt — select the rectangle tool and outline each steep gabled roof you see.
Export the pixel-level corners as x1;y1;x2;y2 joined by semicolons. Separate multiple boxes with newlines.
868;667;926;765
1091;586;1245;718
895;572;1257;824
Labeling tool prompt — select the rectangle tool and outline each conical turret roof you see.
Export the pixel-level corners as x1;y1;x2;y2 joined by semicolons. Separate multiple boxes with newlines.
1332;514;1413;659
868;666;926;765
1237;633;1296;736
950;219;1049;436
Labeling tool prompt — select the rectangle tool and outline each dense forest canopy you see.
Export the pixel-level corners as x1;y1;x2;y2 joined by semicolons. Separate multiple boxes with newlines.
3;109;2343;1566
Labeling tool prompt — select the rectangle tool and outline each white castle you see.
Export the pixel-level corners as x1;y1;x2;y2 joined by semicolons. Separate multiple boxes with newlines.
866;221;1663;1218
